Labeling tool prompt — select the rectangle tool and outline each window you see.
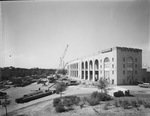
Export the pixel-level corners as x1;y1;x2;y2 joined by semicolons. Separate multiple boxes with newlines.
135;58;137;62
123;71;125;75
135;70;137;74
112;58;114;61
123;64;125;68
123;57;125;62
112;64;114;68
112;79;114;84
112;71;114;75
100;71;102;74
135;64;137;68
100;65;102;68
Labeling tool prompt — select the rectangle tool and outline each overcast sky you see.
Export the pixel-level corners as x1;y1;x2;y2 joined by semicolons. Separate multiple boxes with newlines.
0;0;150;69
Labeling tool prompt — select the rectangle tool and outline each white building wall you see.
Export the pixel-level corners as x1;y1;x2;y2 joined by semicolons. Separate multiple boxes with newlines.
67;47;142;85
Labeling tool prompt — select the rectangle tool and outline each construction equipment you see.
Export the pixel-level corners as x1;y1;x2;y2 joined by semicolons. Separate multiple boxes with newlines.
55;45;69;76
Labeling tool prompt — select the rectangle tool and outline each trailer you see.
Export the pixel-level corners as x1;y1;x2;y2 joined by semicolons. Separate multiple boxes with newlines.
15;89;56;103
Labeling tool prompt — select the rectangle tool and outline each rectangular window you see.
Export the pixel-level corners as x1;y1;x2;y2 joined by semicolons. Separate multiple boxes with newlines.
112;58;114;61
123;64;125;68
112;64;114;68
123;57;125;62
112;71;114;75
135;70;137;74
135;64;137;68
100;65;102;68
135;58;137;62
123;71;125;75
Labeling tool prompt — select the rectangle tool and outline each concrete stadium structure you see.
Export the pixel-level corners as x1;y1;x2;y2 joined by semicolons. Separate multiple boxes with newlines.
67;47;142;85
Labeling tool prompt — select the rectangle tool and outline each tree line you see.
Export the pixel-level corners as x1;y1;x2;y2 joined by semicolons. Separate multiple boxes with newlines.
0;66;56;81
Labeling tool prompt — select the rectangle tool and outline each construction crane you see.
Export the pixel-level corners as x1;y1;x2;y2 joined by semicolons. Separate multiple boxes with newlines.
55;45;69;75
48;45;69;90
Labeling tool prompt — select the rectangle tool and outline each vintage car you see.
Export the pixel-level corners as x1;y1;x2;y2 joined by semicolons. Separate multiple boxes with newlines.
138;83;150;88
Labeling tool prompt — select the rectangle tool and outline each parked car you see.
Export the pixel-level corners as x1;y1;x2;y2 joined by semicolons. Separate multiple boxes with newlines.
138;83;150;88
67;80;79;86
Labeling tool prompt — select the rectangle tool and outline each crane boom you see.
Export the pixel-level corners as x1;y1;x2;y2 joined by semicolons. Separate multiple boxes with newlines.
56;45;69;74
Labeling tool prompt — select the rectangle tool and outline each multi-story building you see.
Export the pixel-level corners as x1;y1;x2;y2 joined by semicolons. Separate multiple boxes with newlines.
67;47;142;85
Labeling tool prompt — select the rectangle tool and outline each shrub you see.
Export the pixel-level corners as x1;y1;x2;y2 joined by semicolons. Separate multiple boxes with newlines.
64;96;80;105
91;91;112;101
103;103;109;110
137;97;144;105
53;95;80;113
121;100;130;109
114;100;119;107
131;100;139;108
87;97;100;106
143;101;150;108
55;102;66;112
114;91;124;97
53;98;61;107
86;92;112;106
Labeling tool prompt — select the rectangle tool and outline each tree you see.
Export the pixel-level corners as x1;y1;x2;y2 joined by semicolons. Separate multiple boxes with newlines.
97;77;108;93
55;82;67;98
0;95;11;116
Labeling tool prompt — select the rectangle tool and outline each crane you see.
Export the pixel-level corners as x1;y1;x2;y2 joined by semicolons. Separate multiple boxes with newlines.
48;45;69;90
55;45;69;75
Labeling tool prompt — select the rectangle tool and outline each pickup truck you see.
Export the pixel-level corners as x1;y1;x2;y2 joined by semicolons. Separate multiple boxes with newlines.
138;83;150;88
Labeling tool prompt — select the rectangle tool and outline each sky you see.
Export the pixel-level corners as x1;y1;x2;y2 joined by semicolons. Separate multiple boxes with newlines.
0;0;150;69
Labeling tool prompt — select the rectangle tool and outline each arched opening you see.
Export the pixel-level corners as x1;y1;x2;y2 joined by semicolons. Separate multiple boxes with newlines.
104;57;110;84
85;61;88;80
127;57;134;84
89;60;93;81
81;62;84;79
95;59;99;81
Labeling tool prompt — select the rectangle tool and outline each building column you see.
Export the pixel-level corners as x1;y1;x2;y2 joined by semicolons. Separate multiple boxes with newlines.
99;59;101;80
79;62;81;79
92;60;95;82
88;60;90;81
84;61;86;80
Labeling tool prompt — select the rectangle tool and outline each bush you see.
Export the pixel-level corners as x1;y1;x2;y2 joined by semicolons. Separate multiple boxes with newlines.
87;97;100;106
86;91;112;106
53;98;61;107
114;100;119;107
64;96;80;105
131;100;139;107
137;99;144;105
53;95;80;113
91;91;112;101
114;91;124;97
55;102;66;112
143;101;150;108
121;100;130;109
103;103;109;110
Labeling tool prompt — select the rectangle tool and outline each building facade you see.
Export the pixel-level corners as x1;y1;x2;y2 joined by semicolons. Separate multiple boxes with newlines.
67;47;142;85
